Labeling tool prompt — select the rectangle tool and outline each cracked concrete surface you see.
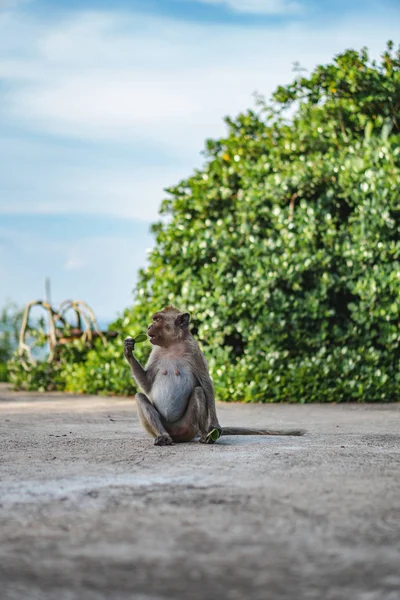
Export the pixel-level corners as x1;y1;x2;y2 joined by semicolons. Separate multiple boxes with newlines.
0;383;399;600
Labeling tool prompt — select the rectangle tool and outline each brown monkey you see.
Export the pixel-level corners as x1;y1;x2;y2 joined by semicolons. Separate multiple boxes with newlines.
124;306;305;446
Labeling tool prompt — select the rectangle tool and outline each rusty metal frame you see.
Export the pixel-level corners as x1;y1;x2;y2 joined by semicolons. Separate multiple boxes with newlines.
18;299;107;365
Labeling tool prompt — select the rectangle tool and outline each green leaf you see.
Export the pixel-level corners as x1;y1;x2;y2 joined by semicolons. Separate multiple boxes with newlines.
207;428;221;442
133;333;148;344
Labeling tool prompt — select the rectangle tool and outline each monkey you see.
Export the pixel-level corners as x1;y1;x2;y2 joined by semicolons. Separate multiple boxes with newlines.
123;306;305;446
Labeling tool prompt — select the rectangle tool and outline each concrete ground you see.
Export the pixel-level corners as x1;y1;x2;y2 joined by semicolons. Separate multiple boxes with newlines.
0;384;399;600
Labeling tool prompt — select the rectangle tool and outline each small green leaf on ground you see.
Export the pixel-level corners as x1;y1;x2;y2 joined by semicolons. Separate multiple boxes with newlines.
207;428;221;442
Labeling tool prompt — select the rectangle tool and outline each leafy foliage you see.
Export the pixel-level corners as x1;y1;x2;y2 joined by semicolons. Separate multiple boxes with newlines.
0;302;22;382
9;43;400;401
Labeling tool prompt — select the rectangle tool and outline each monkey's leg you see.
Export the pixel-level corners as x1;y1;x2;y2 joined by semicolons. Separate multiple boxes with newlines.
135;392;173;446
195;378;222;443
197;390;222;445
165;386;216;443
166;387;220;445
201;411;222;445
163;387;203;443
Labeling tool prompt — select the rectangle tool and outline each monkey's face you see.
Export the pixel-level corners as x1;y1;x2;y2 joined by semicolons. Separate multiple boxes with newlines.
147;309;190;347
147;313;167;346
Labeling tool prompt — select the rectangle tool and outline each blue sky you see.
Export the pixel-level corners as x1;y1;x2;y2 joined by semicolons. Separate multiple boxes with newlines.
1;0;399;322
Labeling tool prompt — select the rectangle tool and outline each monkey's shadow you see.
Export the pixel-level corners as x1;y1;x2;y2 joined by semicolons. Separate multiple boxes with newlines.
195;436;284;446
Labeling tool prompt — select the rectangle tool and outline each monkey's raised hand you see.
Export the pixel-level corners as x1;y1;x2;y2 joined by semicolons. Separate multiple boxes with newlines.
124;337;135;358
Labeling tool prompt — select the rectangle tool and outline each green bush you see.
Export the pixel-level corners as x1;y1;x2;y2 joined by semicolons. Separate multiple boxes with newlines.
9;43;400;401
0;302;22;382
8;327;147;395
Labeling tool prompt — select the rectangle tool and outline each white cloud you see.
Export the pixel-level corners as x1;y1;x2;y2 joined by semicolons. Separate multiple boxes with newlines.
0;7;399;224
1;10;398;150
191;0;301;15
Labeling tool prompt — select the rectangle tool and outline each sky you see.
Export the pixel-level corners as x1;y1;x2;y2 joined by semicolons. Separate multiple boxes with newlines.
0;0;399;323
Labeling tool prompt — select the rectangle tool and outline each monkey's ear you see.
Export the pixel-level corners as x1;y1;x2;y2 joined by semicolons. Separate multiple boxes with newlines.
175;312;190;329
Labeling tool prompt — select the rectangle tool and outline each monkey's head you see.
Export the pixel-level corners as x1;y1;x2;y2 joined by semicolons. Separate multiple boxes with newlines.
147;306;191;347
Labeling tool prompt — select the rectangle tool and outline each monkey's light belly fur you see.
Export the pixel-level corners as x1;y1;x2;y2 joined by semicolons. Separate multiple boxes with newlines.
150;363;195;423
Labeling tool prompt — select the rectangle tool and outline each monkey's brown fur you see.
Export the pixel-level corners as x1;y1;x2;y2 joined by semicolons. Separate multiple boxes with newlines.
124;306;305;446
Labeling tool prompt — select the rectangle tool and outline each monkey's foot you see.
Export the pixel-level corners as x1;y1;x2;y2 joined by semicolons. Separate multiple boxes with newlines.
200;427;222;444
154;435;173;446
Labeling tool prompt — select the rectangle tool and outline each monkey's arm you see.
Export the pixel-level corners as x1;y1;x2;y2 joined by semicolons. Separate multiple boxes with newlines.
124;337;152;395
195;353;221;431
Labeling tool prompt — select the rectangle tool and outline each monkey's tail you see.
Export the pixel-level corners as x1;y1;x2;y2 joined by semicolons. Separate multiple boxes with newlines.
221;427;306;437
